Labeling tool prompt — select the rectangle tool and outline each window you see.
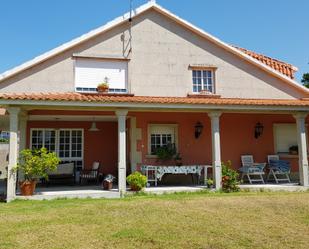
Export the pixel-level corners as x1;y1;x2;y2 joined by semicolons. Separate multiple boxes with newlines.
148;124;178;155
31;129;56;152
75;58;128;93
273;124;307;153
31;129;83;160
192;70;214;93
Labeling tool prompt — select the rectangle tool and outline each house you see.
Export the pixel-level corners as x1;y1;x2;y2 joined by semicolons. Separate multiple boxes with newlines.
0;0;308;201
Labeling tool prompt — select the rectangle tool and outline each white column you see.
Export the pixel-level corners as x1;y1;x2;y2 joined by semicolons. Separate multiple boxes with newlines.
18;113;28;182
116;109;128;196
208;111;222;190
294;113;309;186
6;107;20;202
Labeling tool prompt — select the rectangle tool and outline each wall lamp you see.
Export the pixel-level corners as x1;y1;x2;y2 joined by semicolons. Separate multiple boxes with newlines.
254;122;264;139
195;121;204;139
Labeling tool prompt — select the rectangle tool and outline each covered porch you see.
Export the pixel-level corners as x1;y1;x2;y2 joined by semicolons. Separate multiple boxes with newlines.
0;94;309;201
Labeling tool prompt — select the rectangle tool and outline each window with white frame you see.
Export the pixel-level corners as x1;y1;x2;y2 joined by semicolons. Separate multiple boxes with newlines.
192;69;214;93
31;129;83;160
75;58;128;93
31;129;56;152
148;124;178;155
273;124;307;153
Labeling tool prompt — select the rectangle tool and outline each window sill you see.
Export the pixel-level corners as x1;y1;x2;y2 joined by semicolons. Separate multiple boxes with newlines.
145;154;158;159
277;153;309;159
187;93;221;99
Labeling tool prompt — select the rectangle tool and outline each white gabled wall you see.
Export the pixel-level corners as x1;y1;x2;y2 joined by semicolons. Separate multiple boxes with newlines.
0;9;306;99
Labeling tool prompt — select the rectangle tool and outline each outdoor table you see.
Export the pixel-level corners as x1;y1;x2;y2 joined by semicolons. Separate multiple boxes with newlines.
141;165;212;186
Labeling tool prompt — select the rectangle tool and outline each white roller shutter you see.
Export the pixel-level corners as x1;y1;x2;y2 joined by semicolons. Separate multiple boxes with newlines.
75;58;127;91
273;124;298;153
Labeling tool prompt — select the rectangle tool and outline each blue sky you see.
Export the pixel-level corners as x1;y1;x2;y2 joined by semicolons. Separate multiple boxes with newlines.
0;0;308;81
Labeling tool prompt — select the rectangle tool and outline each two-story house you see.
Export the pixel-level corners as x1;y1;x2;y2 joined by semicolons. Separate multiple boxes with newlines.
1;1;309;201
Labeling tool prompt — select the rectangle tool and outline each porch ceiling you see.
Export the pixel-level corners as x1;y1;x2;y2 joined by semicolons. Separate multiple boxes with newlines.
28;115;118;122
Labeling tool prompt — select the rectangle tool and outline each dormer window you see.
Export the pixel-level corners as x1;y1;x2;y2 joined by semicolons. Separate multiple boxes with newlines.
192;69;214;93
74;58;128;93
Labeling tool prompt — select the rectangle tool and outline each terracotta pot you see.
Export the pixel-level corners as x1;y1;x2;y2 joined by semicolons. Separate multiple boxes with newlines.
175;159;182;166
103;181;113;190
289;150;298;155
19;180;36;196
130;184;141;191
97;86;109;93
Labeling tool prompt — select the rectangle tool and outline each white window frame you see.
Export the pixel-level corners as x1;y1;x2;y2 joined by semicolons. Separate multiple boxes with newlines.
273;123;308;154
147;124;178;155
30;128;84;162
191;69;215;94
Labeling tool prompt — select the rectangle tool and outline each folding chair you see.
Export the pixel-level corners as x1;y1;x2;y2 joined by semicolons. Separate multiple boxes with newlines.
239;155;265;184
267;155;291;183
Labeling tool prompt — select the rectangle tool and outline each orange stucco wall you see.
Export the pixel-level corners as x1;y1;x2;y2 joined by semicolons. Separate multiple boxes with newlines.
27;121;118;175
26;110;308;176
132;112;305;172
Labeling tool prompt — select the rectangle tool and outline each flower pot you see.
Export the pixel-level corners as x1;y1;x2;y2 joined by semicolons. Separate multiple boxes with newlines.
103;181;113;190
130;184;141;191
175;159;182;166
97;86;109;93
19;180;36;196
289;150;298;155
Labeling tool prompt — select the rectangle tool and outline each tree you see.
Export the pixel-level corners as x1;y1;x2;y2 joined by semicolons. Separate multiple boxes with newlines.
301;73;309;88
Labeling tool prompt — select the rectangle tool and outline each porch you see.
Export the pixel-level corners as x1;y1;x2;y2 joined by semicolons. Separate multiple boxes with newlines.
0;104;309;201
3;182;306;201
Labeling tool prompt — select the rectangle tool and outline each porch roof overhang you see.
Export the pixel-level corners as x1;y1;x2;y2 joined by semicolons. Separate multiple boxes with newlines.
0;92;309;112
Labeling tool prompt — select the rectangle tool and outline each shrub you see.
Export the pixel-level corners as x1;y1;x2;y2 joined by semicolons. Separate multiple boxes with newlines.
221;161;240;193
126;171;147;191
15;147;60;181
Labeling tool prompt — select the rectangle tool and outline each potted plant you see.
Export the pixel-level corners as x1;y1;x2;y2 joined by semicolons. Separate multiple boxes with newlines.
97;77;109;93
206;178;214;188
155;143;176;161
126;171;147;191
14;148;60;196
174;153;182;166
103;174;115;190
289;145;298;155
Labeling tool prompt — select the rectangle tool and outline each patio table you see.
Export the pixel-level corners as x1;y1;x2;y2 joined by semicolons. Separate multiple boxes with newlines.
141;165;212;186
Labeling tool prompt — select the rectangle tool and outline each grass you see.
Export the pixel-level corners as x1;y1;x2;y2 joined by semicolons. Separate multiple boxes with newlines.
0;191;309;249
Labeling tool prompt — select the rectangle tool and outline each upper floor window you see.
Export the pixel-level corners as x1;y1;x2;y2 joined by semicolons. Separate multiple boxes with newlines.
192;69;214;93
75;58;128;93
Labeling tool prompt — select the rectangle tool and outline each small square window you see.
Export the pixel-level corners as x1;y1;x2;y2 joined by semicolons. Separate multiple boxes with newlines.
192;69;214;93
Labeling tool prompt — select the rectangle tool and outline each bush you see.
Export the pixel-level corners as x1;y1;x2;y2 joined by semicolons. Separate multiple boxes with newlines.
15;147;60;181
126;171;147;191
221;161;240;193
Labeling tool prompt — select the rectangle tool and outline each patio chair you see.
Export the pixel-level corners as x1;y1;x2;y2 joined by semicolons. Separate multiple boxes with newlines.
267;155;291;183
239;155;266;184
79;162;100;184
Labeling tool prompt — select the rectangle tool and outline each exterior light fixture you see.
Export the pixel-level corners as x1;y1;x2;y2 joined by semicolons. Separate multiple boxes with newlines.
89;117;100;132
254;122;264;139
194;121;204;139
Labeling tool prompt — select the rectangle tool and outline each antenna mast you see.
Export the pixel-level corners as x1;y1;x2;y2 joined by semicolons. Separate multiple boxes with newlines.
128;0;133;54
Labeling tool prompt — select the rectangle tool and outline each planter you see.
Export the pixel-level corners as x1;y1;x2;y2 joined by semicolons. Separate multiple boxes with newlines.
103;180;113;190
175;159;182;166
130;184;142;191
97;86;109;93
19;180;36;196
289;150;298;155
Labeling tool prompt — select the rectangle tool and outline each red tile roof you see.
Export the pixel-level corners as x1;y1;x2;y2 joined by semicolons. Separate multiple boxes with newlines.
0;92;309;107
234;46;297;79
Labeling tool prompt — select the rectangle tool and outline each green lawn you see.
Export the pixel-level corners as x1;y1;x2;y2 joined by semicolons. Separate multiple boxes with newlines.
0;191;309;249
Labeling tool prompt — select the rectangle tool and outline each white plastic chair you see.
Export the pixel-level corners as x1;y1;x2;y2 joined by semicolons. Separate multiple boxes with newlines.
267;155;291;183
240;155;265;184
